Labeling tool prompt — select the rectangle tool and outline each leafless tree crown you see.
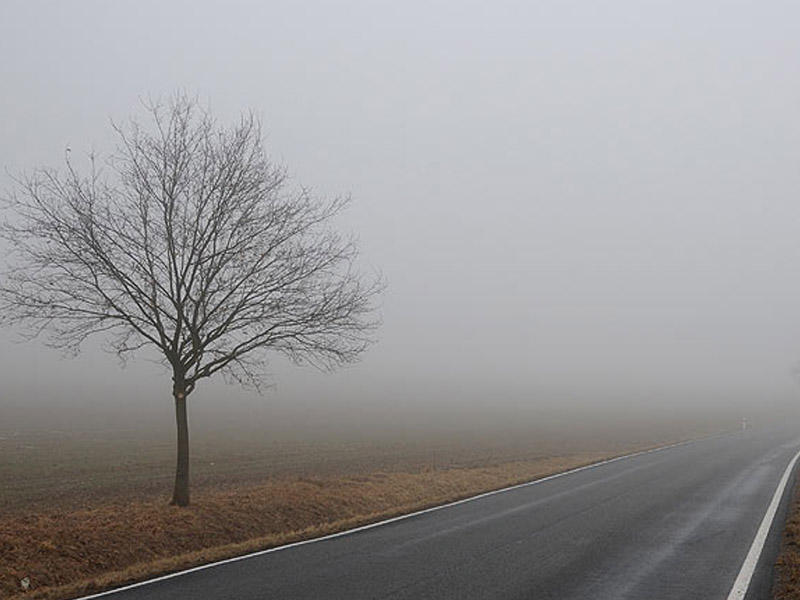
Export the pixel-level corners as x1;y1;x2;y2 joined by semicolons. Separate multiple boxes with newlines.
0;96;382;392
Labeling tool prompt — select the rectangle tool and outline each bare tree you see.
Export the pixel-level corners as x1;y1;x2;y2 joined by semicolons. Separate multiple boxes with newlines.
0;95;382;506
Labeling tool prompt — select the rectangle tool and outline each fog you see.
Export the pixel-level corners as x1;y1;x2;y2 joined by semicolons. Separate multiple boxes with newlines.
2;1;800;436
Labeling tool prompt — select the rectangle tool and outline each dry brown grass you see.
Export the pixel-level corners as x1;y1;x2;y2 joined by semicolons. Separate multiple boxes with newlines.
0;428;628;514
0;417;725;515
2;416;730;600
774;480;800;599
1;454;612;600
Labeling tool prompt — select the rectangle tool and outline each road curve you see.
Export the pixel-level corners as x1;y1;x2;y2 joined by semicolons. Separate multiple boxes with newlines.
81;424;800;600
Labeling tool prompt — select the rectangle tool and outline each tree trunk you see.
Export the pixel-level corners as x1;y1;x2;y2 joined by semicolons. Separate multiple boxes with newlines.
170;378;190;506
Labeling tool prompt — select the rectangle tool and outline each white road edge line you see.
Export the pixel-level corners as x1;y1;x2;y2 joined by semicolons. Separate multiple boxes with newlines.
72;435;713;600
726;446;800;600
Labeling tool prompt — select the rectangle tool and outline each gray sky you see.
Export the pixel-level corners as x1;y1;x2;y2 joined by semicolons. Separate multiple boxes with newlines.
2;0;800;431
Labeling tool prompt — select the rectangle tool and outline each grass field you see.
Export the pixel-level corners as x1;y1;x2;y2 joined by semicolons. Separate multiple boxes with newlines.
0;418;730;599
1;416;719;514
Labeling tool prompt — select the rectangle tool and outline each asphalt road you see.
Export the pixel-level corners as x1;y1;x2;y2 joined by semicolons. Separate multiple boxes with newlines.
90;425;800;600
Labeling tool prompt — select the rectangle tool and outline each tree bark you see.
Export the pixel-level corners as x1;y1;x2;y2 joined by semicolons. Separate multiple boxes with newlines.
170;377;190;506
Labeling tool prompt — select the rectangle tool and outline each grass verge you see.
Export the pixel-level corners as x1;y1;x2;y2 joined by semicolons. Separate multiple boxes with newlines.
774;476;800;598
2;453;614;600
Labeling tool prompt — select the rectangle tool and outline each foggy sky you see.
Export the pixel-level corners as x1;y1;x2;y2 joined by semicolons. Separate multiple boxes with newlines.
2;1;800;431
